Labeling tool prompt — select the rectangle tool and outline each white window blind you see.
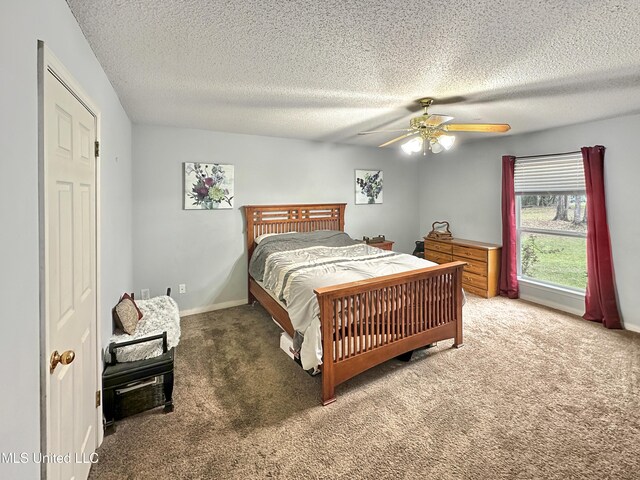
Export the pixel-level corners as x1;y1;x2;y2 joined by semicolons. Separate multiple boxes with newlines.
514;153;585;193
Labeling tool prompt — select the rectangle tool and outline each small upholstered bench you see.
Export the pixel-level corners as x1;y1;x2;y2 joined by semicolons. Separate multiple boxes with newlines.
102;288;180;433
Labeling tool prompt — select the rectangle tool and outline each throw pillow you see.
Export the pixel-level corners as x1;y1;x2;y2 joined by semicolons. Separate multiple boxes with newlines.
114;297;140;334
121;292;143;320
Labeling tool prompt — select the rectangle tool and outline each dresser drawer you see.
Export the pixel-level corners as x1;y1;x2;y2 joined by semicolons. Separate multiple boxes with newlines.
462;271;488;290
424;240;453;254
425;250;453;264
462;284;488;298
453;245;487;262
453;255;486;277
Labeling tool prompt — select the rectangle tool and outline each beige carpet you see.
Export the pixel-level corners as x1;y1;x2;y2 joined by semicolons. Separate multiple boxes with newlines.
89;295;640;479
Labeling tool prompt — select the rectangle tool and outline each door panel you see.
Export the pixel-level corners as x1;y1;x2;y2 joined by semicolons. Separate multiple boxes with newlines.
55;181;75;323
45;69;97;480
56;106;72;153
80;184;92;297
79;123;91;163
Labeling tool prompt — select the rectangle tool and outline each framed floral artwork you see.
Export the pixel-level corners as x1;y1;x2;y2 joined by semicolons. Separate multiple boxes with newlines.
355;169;383;204
184;163;234;209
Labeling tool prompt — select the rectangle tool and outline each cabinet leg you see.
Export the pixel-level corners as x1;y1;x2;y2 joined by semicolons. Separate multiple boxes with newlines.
103;387;116;433
163;371;174;413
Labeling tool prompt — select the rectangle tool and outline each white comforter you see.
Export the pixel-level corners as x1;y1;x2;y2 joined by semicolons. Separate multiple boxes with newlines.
262;244;437;370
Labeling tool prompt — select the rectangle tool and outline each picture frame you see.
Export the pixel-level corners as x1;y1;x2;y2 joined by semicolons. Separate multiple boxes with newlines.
355;169;383;204
184;163;234;210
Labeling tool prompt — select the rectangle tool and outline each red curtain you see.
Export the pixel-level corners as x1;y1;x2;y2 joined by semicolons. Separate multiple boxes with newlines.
500;155;519;298
582;146;621;328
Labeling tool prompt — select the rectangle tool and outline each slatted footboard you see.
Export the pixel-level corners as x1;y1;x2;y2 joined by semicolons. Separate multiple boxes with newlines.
314;261;465;405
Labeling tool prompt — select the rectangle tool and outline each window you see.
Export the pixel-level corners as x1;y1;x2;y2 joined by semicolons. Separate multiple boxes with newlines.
514;153;587;291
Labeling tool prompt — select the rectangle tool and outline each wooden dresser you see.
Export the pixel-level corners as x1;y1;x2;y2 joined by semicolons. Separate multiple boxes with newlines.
424;237;501;298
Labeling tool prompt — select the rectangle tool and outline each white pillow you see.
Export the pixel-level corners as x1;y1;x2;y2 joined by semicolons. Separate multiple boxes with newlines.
255;231;297;244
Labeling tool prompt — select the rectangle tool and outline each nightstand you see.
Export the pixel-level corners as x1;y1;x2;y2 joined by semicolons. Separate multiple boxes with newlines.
368;240;394;251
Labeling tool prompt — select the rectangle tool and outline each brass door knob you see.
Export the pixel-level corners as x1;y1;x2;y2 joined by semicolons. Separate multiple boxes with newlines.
50;350;75;373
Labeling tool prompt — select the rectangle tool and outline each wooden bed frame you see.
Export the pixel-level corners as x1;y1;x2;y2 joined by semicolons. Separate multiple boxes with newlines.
245;203;465;405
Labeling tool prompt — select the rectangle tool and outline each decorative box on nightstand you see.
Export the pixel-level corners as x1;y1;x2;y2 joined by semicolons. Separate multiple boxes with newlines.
368;240;394;251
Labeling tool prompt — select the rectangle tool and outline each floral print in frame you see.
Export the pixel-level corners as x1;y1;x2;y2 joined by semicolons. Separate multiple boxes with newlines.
355;169;383;204
184;163;234;209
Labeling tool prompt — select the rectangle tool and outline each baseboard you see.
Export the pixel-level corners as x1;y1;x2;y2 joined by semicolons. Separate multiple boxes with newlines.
176;293;640;333
518;280;638;332
180;298;247;317
624;322;640;333
518;279;584;317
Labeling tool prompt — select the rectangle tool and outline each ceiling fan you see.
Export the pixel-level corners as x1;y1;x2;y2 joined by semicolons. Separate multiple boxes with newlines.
358;98;511;155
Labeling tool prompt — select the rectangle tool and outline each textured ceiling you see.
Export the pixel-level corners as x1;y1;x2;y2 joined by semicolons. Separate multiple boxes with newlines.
67;0;640;147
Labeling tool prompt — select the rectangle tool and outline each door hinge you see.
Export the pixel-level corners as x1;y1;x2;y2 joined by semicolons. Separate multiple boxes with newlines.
96;390;101;408
94;140;100;158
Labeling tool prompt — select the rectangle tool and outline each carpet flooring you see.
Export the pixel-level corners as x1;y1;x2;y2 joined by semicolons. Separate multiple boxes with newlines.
89;295;640;479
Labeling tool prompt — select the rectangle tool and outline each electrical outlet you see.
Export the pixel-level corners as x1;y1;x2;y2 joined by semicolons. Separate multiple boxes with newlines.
141;289;150;300
179;284;187;294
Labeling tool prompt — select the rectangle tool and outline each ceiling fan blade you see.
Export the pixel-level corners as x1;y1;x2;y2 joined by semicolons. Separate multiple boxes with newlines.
433;95;468;105
442;123;511;133
378;131;419;148
424;114;454;126
358;129;413;135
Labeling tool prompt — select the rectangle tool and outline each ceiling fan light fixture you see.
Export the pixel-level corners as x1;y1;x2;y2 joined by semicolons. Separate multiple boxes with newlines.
439;134;456;150
401;136;423;154
430;140;444;154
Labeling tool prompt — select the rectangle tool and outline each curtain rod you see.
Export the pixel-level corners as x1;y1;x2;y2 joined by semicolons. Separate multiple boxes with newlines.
516;150;581;160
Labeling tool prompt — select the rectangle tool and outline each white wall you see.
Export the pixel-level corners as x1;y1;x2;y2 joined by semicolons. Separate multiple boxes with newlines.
132;125;420;314
418;113;640;330
0;1;132;478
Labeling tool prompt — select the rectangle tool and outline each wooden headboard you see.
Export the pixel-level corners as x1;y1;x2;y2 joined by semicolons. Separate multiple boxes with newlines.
244;203;346;260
